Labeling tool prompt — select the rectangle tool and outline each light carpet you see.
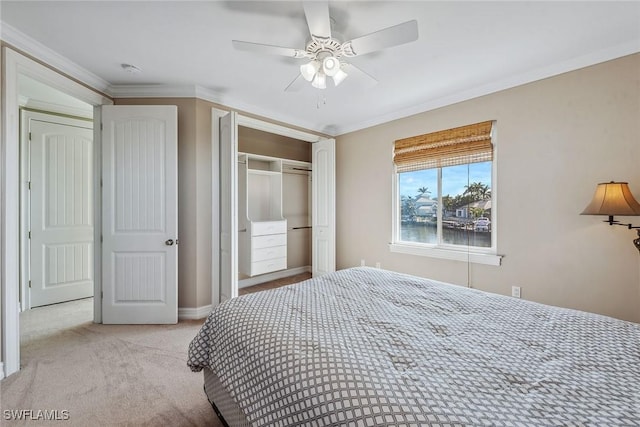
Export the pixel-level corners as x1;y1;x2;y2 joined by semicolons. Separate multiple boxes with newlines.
0;298;222;427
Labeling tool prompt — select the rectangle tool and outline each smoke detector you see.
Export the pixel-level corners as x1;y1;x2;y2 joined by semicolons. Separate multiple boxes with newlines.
121;63;142;74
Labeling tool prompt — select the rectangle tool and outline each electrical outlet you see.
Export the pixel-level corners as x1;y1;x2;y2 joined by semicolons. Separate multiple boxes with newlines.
511;286;521;298
360;259;365;267
375;262;381;269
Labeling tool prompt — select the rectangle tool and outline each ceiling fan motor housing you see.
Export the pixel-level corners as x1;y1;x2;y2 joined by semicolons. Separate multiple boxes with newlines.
306;36;345;59
302;36;349;88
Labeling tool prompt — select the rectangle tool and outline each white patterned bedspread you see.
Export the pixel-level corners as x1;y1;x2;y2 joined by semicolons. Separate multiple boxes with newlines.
188;267;640;426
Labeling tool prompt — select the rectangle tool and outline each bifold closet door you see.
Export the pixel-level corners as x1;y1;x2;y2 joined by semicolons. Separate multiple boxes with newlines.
312;138;336;277
219;111;239;301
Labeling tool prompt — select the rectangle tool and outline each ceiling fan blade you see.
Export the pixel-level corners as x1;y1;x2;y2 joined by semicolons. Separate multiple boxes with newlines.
344;20;418;56
342;63;378;87
284;74;307;92
303;0;331;39
232;40;307;58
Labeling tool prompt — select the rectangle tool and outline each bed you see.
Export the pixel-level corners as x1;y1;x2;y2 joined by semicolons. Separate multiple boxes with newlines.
188;267;640;426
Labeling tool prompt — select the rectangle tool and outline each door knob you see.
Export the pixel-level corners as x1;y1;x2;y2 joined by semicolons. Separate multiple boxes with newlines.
165;239;174;246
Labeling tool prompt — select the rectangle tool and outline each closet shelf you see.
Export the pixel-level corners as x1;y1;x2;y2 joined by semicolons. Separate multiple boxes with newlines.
248;169;281;176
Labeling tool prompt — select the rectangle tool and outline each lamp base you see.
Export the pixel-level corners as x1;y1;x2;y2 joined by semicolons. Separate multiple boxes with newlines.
634;230;640;254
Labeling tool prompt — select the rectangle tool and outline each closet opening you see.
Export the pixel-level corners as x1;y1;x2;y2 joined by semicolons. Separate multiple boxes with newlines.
237;126;312;288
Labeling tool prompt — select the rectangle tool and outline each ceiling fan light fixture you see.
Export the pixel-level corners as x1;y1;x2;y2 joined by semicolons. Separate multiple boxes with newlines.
322;56;340;76
311;72;326;89
332;68;348;86
300;60;319;82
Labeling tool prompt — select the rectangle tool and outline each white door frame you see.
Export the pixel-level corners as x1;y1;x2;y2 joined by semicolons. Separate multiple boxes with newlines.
211;110;324;306
1;47;112;378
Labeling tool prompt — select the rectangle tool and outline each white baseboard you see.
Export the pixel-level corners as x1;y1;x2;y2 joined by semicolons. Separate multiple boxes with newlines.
0;362;5;380
238;266;311;289
178;305;213;320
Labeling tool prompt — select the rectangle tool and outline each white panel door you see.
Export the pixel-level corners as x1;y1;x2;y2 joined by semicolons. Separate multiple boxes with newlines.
312;138;336;277
101;105;178;324
29;118;94;307
219;111;238;302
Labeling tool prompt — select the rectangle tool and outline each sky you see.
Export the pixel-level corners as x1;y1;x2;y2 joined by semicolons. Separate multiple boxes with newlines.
399;162;491;198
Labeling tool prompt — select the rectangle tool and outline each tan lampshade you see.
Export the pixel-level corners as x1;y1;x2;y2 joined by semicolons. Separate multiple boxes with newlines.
581;182;640;216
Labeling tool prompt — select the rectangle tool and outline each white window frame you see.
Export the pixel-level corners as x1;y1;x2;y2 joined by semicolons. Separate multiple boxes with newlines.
390;134;502;266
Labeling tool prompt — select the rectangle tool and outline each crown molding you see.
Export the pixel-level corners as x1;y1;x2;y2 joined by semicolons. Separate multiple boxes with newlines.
109;84;229;106
216;95;327;137
107;84;226;107
109;84;328;136
334;40;640;136
1;21;111;93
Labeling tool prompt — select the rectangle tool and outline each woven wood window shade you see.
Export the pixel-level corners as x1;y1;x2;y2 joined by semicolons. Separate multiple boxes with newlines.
394;121;494;172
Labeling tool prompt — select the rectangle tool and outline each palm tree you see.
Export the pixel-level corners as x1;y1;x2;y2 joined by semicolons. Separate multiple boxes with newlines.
442;195;455;216
463;182;490;201
469;207;485;219
477;183;491;200
417;187;430;198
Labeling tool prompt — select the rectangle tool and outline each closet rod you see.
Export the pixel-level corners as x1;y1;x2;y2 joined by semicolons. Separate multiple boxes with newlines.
283;168;311;174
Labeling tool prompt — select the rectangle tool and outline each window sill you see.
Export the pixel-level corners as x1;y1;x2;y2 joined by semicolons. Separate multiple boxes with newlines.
389;243;502;266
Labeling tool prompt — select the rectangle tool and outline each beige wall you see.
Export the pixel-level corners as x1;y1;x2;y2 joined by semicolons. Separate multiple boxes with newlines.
335;53;640;322
114;98;217;310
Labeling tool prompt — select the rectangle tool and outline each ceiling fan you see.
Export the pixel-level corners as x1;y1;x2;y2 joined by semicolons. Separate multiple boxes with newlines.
232;1;418;90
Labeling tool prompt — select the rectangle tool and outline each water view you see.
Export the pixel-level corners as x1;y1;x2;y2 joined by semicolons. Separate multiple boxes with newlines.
399;162;492;248
400;222;491;247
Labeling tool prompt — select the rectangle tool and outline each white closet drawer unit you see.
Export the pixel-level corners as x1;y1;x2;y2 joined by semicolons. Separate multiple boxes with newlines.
248;220;287;276
252;220;287;236
252;233;287;249
251;258;287;276
252;245;287;262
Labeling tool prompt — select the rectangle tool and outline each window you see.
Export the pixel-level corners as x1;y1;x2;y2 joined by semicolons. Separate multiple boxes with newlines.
391;121;501;265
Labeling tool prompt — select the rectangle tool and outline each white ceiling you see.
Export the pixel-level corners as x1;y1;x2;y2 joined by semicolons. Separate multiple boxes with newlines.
1;1;639;136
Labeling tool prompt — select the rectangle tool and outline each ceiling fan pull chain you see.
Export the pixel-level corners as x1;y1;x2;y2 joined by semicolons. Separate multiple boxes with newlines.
316;93;327;109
